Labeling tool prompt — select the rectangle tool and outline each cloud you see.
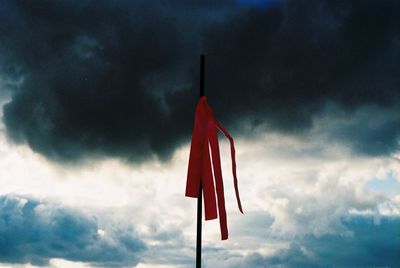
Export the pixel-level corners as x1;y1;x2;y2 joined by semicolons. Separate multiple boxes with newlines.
239;216;400;268
0;120;399;267
0;0;399;163
0;0;199;163
230;130;400;239
0;127;399;267
200;216;400;268
202;0;400;153
0;195;145;267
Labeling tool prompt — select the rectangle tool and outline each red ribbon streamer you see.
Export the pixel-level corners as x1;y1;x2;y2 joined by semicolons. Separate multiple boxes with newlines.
186;96;243;240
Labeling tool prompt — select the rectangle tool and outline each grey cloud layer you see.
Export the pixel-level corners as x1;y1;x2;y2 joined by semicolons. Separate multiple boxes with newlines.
202;216;400;268
0;0;399;162
0;195;145;267
241;217;400;267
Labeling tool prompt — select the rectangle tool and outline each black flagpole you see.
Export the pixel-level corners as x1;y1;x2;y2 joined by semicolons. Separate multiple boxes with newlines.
196;54;205;268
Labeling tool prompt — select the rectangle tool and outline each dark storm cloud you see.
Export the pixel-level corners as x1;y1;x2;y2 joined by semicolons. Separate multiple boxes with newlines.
0;195;145;267
319;105;400;155
0;0;201;162
0;0;399;162
203;0;400;149
239;216;400;267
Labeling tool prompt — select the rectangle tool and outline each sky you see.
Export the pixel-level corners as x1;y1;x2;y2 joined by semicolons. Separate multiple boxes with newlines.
0;0;399;267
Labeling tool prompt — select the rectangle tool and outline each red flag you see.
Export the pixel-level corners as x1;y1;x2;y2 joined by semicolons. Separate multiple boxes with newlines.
186;96;243;240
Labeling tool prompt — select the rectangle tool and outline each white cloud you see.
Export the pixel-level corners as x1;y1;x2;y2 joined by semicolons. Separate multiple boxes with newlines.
0;259;92;268
228;131;399;237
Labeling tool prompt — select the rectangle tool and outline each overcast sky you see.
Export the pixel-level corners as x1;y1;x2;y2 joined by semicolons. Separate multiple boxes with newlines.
0;0;399;267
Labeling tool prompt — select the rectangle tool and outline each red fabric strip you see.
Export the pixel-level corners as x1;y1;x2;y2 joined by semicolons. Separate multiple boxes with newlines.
185;99;207;198
208;113;228;240
202;133;218;220
215;120;243;214
186;96;243;240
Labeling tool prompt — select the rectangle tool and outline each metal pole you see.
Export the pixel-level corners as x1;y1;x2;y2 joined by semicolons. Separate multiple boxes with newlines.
196;54;205;268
